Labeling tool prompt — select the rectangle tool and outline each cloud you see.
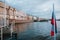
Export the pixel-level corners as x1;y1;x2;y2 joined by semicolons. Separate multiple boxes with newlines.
0;0;60;19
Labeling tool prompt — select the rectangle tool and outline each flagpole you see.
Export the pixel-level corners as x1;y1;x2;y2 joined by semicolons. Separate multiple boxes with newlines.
52;0;56;40
53;3;56;40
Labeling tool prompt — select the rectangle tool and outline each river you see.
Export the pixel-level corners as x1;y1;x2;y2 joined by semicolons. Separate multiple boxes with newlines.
15;21;60;40
2;21;60;40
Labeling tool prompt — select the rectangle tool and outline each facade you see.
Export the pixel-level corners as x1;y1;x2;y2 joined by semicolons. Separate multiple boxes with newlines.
0;2;33;24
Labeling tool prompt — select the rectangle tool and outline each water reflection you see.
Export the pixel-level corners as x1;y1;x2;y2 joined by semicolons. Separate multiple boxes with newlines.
0;21;60;40
15;21;60;40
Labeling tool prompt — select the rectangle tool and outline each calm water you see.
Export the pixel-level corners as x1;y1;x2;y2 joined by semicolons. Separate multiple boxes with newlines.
2;21;60;40
16;21;60;40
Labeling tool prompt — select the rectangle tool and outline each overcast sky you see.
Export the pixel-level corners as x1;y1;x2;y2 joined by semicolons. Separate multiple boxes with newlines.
0;0;60;19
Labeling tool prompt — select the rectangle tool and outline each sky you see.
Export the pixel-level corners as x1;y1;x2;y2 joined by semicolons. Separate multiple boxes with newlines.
0;0;60;19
